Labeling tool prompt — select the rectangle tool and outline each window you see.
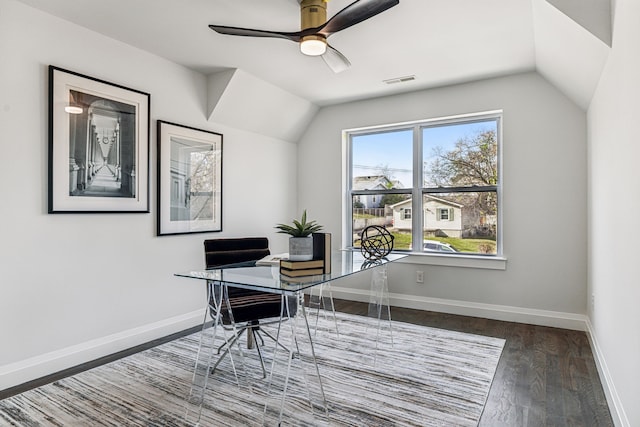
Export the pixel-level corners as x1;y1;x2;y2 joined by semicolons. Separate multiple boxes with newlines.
346;111;500;256
437;208;452;221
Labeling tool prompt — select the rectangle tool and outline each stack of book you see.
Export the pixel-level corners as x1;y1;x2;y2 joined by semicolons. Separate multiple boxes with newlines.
279;259;325;278
279;232;332;278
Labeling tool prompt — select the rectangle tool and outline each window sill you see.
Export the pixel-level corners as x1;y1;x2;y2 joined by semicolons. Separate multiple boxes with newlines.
394;252;507;270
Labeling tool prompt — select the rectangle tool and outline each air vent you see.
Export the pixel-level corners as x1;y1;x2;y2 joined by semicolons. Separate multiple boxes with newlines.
383;75;416;85
310;7;318;12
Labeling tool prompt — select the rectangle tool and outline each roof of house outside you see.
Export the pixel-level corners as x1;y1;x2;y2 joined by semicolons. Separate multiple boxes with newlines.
389;195;464;209
353;175;403;191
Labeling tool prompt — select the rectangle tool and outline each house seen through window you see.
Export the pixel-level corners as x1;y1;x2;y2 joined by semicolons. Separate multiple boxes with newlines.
346;112;500;255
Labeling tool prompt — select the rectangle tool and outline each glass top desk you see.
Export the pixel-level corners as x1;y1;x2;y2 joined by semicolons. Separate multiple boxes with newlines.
175;250;406;425
175;250;406;294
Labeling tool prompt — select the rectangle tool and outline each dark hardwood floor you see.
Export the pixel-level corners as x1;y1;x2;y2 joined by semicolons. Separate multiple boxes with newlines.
2;299;614;426
333;299;614;427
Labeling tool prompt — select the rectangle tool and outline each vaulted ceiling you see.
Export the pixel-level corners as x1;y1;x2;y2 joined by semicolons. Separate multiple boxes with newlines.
16;0;610;109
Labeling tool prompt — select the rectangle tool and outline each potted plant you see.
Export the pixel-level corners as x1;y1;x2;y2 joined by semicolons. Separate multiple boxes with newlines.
275;210;323;261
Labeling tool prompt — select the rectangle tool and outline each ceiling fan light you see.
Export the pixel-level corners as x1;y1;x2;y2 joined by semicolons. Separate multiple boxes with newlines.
300;36;327;56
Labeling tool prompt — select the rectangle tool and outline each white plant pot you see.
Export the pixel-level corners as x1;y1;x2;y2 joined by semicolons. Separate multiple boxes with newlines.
288;236;314;261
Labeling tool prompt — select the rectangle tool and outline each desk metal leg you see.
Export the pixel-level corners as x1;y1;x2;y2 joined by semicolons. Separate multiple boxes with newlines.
264;291;328;426
184;282;249;426
367;267;393;364
263;296;289;425
184;299;219;424
308;281;339;338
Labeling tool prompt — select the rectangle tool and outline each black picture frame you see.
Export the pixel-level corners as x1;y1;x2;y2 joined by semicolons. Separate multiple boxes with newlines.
157;120;223;236
48;65;150;213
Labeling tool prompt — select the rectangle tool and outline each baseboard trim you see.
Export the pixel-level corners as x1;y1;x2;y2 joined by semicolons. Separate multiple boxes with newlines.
329;286;589;331
0;309;204;394
584;319;629;427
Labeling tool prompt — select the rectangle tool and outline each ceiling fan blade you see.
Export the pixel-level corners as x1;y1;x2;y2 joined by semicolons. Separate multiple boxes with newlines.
318;0;399;36
209;25;302;42
322;44;351;73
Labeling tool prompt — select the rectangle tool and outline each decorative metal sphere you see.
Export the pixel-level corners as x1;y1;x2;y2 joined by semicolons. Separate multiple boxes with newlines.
360;225;394;260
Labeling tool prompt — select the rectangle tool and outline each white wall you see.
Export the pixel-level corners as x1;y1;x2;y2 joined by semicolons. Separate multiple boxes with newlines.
588;0;640;424
1;2;629;422
298;72;588;323
0;0;297;389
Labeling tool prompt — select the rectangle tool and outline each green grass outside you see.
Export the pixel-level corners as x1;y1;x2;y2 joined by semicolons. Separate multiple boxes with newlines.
392;233;412;248
390;232;496;254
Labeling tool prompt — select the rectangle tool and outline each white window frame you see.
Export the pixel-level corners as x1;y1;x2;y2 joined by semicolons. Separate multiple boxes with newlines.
343;110;504;267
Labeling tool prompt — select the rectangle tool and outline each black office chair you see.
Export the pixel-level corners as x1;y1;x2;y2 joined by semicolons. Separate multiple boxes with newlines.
204;237;295;378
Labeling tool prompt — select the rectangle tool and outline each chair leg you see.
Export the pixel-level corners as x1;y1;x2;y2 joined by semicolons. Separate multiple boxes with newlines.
252;326;266;347
216;329;244;355
258;328;293;354
251;328;268;379
210;323;296;378
210;329;246;374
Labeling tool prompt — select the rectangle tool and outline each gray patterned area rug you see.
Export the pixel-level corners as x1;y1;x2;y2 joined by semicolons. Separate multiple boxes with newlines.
0;311;504;426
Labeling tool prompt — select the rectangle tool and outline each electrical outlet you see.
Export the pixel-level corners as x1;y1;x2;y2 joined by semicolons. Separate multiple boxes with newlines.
591;293;595;308
416;270;424;283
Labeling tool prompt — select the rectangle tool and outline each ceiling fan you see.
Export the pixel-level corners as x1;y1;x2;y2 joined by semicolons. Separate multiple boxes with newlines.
209;0;399;73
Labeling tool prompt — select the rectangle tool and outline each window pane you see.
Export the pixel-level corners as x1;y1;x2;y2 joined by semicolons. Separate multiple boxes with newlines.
352;129;413;189
352;194;412;250
423;192;497;254
423;120;498;188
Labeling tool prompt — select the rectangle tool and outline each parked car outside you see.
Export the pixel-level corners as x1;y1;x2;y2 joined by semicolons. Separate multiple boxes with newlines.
423;240;458;253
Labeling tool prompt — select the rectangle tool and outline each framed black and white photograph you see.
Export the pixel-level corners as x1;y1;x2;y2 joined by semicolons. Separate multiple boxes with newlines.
157;121;223;236
48;66;150;213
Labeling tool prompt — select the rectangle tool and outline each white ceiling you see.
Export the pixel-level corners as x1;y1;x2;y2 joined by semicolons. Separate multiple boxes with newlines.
15;0;544;106
16;0;611;111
